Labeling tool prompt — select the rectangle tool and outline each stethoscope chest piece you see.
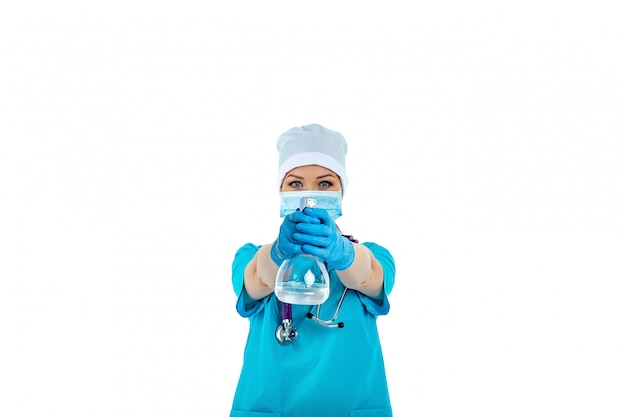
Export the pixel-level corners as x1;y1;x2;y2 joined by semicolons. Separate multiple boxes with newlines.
276;302;298;345
275;319;298;345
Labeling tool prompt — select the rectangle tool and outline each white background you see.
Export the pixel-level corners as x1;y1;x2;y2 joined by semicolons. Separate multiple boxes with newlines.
1;1;625;416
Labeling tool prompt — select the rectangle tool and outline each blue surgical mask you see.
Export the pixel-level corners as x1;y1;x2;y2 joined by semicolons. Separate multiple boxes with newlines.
279;190;343;220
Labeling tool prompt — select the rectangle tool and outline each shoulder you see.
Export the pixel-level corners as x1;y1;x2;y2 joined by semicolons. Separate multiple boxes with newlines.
362;242;394;263
232;243;262;270
234;242;261;258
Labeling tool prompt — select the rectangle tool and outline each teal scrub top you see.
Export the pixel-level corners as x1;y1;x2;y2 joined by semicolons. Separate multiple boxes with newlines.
230;241;396;417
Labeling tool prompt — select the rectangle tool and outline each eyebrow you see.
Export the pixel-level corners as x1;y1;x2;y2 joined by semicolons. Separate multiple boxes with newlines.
316;174;338;179
285;174;338;180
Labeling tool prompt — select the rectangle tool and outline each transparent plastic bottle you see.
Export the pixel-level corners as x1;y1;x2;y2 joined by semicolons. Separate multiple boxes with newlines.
274;197;330;305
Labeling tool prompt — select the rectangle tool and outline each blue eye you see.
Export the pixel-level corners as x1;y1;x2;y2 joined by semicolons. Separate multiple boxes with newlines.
319;180;332;188
289;181;303;188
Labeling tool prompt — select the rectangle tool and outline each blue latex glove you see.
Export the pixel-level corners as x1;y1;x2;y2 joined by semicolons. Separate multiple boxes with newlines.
270;210;320;267
293;207;355;271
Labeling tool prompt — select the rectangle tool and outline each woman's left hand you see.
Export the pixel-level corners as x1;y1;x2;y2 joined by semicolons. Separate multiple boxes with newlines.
293;208;355;270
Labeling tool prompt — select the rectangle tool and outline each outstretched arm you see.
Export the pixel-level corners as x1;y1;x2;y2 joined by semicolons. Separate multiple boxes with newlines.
243;243;278;301
335;243;384;300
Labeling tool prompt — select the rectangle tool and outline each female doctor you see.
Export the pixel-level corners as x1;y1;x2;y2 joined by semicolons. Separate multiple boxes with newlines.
230;123;396;417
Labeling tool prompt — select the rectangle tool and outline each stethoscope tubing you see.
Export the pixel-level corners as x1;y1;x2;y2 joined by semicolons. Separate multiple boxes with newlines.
306;286;348;328
275;287;348;344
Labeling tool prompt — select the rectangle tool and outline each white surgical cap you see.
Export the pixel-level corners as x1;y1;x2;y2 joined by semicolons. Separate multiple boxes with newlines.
276;124;349;193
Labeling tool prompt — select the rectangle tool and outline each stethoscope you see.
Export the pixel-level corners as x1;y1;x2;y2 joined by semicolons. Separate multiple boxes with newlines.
275;286;349;345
